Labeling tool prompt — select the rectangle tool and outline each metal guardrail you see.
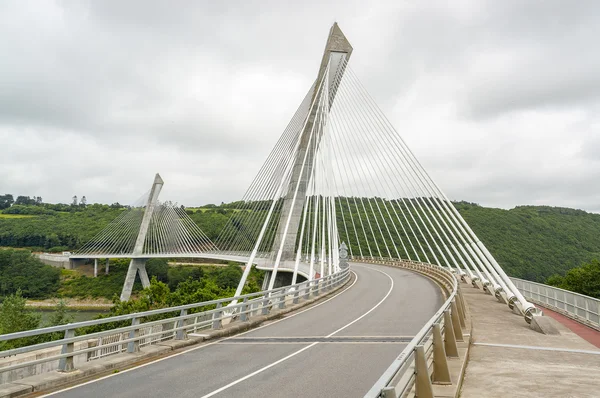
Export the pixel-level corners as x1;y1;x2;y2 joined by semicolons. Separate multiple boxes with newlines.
361;259;467;398
510;277;600;330
0;268;350;377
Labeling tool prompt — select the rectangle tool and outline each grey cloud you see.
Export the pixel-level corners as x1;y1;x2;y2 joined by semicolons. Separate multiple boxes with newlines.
1;0;600;213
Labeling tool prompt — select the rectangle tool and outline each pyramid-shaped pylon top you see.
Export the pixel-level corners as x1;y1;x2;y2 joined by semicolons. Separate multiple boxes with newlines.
154;173;164;185
315;23;353;83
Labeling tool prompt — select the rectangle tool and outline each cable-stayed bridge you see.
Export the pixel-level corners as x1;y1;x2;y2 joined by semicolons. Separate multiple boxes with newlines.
3;23;599;398
70;23;535;320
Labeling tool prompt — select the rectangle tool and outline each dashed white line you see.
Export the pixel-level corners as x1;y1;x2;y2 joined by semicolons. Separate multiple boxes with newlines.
41;271;359;397
199;266;395;398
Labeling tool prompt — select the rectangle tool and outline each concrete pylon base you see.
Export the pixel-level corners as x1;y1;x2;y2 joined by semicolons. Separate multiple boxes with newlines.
529;315;560;335
120;258;150;301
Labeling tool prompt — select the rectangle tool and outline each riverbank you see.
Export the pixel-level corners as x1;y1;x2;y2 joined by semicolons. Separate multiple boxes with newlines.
26;298;113;310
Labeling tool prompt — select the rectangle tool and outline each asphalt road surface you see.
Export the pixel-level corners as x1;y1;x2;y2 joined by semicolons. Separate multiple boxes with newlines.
46;262;443;398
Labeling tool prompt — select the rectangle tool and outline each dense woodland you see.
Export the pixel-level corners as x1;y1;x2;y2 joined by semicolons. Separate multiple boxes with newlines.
0;250;265;348
1;196;600;342
1;196;599;289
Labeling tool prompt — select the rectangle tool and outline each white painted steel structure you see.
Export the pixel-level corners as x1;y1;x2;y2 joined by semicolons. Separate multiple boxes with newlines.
511;277;600;330
67;23;536;320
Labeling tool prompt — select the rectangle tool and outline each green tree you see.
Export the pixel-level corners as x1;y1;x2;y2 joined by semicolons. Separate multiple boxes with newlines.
146;258;169;282
0;194;14;210
0;249;61;299
214;264;243;290
47;300;74;327
0;290;41;350
547;259;600;299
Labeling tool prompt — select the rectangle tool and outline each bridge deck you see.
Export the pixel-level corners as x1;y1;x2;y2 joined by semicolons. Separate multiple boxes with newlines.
460;286;600;398
47;263;443;398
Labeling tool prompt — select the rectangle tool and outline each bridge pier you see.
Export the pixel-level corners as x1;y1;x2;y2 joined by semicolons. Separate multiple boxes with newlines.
120;258;151;301
120;174;163;301
262;270;307;290
68;258;86;270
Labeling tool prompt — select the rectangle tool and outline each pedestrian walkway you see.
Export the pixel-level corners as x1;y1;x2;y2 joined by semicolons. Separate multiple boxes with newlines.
535;304;600;348
460;287;600;398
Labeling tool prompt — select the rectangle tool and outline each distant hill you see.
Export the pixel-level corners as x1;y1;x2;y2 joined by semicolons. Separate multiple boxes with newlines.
1;200;599;283
455;202;600;282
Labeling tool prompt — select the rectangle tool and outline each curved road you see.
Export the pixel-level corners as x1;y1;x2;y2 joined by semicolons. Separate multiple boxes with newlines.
46;263;442;398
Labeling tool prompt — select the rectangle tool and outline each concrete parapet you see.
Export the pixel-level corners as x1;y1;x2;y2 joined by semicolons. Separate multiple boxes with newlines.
0;340;97;384
529;314;560;335
35;254;72;269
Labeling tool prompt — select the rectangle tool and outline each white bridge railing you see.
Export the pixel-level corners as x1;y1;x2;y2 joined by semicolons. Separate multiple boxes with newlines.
510;277;600;330
0;268;350;383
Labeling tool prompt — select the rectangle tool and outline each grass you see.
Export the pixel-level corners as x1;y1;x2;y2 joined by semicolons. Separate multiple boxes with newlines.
0;214;37;219
186;207;245;213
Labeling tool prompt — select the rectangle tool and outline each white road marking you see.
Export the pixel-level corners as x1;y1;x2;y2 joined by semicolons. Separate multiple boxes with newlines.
199;266;395;398
41;271;359;397
473;342;600;355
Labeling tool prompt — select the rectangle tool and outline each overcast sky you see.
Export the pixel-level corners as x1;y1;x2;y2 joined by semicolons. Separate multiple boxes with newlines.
1;1;599;212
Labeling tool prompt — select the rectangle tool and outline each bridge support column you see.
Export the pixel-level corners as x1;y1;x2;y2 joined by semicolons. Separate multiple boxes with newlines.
58;329;76;372
94;259;98;278
120;258;150;301
120;174;163;301
105;258;110;274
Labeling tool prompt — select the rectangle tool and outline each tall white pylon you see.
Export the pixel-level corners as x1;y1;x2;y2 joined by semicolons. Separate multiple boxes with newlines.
222;23;537;321
120;173;164;301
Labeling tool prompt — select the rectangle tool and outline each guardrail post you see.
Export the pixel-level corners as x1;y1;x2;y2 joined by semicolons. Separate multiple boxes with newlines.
58;328;75;372
304;281;311;299
455;292;467;328
432;323;452;385
315;280;320;296
450;301;464;341
293;288;300;304
212;303;223;329
443;310;459;358
240;297;249;322
585;299;590;322
261;294;270;315
127;317;140;353
415;345;434;398
176;309;188;340
278;293;286;309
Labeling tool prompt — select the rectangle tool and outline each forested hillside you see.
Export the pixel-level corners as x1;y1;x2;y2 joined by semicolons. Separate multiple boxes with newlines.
1;196;599;283
455;203;600;282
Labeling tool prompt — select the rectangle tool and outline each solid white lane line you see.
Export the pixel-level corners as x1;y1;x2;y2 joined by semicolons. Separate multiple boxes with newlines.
473;342;600;355
199;266;395;398
326;266;394;337
199;342;319;398
231;270;359;337
40;271;359;398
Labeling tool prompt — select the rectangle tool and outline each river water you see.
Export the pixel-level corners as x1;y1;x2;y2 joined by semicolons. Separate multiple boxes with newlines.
36;309;110;324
